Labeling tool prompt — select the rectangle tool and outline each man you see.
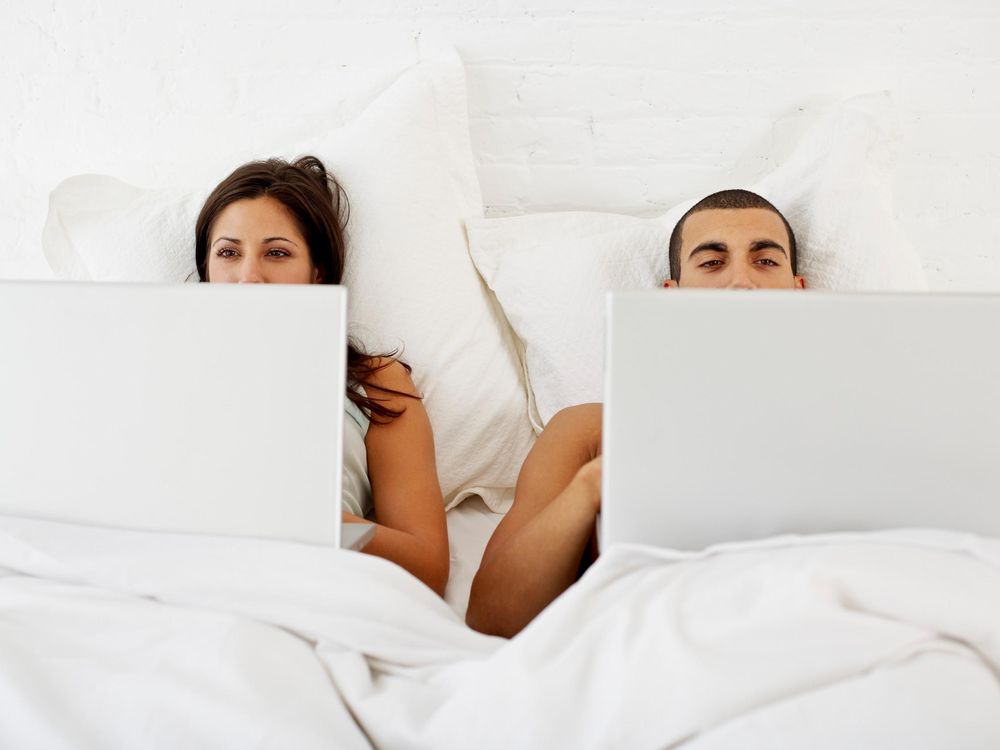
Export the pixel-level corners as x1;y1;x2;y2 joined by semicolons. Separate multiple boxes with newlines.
466;189;807;638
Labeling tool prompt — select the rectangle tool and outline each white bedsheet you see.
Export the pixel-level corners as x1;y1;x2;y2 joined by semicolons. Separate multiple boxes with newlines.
444;496;503;618
1;516;998;749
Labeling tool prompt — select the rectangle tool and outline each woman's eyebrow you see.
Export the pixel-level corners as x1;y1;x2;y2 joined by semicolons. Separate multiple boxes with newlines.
212;237;241;247
262;236;297;245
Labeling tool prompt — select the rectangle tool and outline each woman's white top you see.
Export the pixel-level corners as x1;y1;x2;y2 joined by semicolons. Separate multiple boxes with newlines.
342;388;373;518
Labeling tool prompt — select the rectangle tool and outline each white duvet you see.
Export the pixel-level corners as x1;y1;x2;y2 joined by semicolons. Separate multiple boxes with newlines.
1;516;998;749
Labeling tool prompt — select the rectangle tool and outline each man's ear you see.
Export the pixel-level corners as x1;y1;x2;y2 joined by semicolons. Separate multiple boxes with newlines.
662;279;678;288
794;275;807;290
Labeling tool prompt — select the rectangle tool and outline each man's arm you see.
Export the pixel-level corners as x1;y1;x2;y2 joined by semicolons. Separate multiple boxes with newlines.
466;404;603;638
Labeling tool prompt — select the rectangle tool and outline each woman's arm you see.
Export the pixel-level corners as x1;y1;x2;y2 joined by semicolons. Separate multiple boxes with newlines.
354;360;449;597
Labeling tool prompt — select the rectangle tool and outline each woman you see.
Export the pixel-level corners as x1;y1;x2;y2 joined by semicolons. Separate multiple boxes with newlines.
195;155;449;596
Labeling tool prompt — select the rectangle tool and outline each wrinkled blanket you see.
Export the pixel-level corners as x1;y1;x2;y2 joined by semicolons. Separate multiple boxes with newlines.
1;516;998;749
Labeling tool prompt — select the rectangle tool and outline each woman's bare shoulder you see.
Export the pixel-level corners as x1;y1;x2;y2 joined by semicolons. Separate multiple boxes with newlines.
364;357;420;399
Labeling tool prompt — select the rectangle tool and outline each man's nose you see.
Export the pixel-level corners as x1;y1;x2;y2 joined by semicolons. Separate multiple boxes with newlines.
726;264;755;290
238;259;264;284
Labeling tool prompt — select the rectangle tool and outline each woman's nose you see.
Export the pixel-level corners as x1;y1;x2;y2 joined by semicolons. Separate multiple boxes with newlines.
238;260;264;284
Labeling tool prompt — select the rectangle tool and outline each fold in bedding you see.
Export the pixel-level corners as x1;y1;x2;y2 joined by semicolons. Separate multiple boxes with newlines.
0;517;997;749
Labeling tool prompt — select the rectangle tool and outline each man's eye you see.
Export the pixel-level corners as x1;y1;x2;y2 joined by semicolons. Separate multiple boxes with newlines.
699;259;723;268
756;258;779;267
217;247;238;258
266;249;290;257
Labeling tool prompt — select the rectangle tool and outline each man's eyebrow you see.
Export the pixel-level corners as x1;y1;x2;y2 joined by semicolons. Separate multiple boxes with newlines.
750;239;787;256
688;241;728;259
212;237;241;246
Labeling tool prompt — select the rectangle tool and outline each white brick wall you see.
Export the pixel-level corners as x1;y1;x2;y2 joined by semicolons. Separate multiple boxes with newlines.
2;0;998;287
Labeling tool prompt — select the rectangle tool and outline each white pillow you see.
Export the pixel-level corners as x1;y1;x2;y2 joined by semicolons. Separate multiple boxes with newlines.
467;93;928;431
42;51;536;512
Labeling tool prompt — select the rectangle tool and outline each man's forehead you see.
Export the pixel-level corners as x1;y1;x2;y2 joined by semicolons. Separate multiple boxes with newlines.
681;208;789;252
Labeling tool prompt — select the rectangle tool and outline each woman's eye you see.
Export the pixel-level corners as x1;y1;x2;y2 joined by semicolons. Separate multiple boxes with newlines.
265;248;290;257
216;247;238;258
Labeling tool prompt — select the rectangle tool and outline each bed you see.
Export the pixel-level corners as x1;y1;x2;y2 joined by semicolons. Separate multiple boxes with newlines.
4;51;999;748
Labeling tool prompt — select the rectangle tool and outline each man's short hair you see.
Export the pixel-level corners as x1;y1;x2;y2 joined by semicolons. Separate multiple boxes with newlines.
668;189;798;281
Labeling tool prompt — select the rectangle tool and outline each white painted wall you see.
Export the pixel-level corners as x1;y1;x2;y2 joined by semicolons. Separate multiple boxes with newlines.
3;0;998;288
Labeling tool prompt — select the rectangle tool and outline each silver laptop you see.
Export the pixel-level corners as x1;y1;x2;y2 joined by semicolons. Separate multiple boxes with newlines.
0;281;372;549
601;290;1000;551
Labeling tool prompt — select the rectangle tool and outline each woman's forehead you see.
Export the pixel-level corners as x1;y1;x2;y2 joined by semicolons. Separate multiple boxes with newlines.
211;196;305;240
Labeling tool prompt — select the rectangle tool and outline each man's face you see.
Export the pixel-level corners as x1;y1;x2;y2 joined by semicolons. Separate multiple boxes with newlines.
664;208;806;289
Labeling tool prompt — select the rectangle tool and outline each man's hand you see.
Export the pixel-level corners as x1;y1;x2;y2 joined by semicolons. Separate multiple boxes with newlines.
572;456;603;514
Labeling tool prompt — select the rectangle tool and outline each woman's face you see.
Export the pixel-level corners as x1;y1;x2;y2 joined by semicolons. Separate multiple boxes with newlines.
206;196;318;284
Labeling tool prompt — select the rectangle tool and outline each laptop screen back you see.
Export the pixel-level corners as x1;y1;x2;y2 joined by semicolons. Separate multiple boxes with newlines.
602;291;1000;551
0;282;346;546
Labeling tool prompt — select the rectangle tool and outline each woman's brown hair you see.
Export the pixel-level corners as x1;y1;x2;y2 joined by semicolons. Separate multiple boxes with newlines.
195;155;415;422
